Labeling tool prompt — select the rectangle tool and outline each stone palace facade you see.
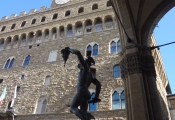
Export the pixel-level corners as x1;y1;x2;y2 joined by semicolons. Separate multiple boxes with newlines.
0;0;172;119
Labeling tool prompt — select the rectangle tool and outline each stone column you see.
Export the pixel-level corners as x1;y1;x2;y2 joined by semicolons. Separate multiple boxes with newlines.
26;34;29;45
102;18;105;31
72;25;75;37
41;31;45;42
64;26;67;38
120;47;164;120
92;21;95;32
57;28;60;39
49;29;52;41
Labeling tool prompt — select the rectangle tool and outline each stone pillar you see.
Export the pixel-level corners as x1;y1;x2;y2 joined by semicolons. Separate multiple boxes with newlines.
41;31;45;42
120;47;164;120
72;25;75;37
49;29;52;41
64;26;67;38
82;23;85;35
102;18;105;31
57;28;60;39
26;34;29;45
92;21;95;32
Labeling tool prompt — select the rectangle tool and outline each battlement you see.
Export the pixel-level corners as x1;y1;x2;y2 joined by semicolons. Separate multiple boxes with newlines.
0;6;47;22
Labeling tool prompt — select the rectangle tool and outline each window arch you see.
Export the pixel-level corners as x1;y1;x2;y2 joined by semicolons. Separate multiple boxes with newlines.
20;34;26;46
60;26;64;38
28;32;34;45
105;15;113;29
36;30;42;43
6;37;12;49
109;38;121;53
23;55;31;66
95;17;102;32
35;97;48;114
75;21;83;36
92;4;98;10
52;13;58;20
107;1;112;7
67;24;73;37
78;7;84;13
86;43;99;56
113;65;121;78
13;35;19;48
11;24;16;29
112;88;125;110
1;26;6;32
65;10;70;16
52;27;57;40
85;19;92;33
44;76;51;85
41;16;46;22
21;21;26;27
48;51;57;62
31;19;36;24
4;57;15;69
0;38;4;50
44;29;49;42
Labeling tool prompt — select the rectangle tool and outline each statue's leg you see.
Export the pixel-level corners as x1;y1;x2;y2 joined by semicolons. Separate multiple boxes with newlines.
80;99;88;119
70;91;86;120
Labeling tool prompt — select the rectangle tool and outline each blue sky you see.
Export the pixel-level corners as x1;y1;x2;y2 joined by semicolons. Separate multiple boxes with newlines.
0;1;174;93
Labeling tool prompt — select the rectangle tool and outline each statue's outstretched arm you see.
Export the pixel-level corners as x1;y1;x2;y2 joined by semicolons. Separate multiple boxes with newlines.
67;48;86;67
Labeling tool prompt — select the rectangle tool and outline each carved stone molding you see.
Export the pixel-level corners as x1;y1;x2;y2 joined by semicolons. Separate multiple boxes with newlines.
120;53;156;78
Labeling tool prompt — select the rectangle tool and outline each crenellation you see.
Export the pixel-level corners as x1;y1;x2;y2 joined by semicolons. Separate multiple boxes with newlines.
29;9;37;15
40;6;47;12
19;11;26;16
10;14;17;19
1;16;8;21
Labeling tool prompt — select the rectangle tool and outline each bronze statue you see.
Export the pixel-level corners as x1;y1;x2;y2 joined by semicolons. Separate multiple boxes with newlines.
61;47;101;120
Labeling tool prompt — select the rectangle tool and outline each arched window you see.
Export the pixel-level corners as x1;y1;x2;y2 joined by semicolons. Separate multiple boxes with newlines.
78;7;84;13
31;19;36;24
21;21;26;27
11;24;16;29
41;16;46;22
4;58;15;69
20;34;26;46
92;4;98;10
13;35;19;48
4;59;10;69
113;65;121;78
52;28;57;40
9;58;15;68
1;26;6;32
112;91;120;109
0;39;4;50
23;55;31;66
111;41;116;53
60;26;64;38
75;22;83;36
52;13;58;20
44;76;51;85
107;1;112;7
65;10;70;16
110;39;121;53
89;93;97;111
85;20;92;33
86;43;99;56
112;90;125;109
95;18;102;32
105;16;113;29
48;51;57;62
6;37;12;49
44;29;49;42
93;44;98;56
67;25;73;37
35;97;48;114
117;40;121;52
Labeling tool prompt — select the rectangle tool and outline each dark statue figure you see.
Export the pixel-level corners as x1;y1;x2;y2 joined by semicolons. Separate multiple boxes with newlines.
61;47;101;120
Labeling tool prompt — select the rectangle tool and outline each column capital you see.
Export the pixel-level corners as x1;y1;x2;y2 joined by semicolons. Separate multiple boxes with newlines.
120;48;156;78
